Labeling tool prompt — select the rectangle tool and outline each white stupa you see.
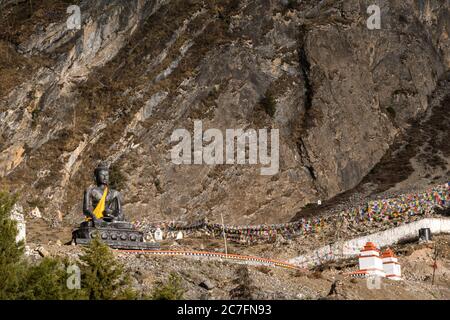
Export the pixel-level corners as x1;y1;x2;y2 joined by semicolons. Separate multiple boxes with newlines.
381;248;402;281
351;242;385;278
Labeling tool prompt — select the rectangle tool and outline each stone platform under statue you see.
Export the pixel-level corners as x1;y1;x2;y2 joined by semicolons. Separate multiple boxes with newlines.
71;163;159;250
72;220;160;250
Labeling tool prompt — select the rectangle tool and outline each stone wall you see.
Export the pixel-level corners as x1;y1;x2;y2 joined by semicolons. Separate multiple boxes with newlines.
1;0;449;225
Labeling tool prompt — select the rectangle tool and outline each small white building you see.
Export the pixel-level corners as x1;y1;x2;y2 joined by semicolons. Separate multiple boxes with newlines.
381;248;402;280
154;227;163;241
354;242;385;277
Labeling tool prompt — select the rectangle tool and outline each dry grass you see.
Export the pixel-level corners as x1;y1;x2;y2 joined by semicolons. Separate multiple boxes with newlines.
0;0;80;44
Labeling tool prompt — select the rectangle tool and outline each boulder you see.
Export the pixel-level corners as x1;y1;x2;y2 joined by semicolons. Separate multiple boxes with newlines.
199;279;215;290
36;246;50;257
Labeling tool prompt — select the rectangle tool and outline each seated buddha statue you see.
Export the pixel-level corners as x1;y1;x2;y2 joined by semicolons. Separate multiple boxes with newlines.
83;162;124;225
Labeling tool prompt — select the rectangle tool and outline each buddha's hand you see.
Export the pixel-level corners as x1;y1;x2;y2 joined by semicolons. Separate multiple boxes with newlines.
87;211;98;222
102;207;111;215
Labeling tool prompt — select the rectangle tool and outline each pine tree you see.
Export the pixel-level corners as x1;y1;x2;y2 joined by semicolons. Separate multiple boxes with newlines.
19;257;86;300
151;272;185;300
80;237;136;300
0;191;26;299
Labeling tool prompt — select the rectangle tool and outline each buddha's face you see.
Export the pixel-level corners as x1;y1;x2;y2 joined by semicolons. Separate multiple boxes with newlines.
95;169;109;186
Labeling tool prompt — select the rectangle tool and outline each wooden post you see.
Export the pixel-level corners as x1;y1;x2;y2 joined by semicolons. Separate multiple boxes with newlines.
432;244;439;285
220;212;228;257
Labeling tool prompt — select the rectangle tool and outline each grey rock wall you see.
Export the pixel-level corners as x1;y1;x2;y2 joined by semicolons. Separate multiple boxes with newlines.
0;0;448;225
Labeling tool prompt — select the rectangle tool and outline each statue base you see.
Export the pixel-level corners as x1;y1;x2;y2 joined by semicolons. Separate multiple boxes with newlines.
72;221;160;250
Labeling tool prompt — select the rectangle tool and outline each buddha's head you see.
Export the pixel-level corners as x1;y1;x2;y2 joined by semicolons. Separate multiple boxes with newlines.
94;162;109;186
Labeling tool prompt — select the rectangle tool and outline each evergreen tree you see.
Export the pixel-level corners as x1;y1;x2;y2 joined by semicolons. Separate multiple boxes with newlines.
80;237;136;300
19;257;86;300
0;191;26;299
260;91;276;117
0;191;137;300
151;272;185;300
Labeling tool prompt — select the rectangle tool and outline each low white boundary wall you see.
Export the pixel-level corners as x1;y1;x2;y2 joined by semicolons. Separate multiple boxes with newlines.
289;218;450;268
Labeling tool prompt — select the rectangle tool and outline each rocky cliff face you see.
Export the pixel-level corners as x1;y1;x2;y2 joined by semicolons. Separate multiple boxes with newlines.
0;0;449;226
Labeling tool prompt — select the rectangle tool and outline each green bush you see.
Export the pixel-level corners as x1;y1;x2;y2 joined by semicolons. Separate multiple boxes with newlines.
285;0;297;10
19;257;85;300
151;273;185;300
386;106;396;118
0;191;87;299
260;91;276;117
31;107;41;120
80;237;137;300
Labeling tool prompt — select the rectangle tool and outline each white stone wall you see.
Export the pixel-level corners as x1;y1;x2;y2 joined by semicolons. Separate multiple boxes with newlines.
289;218;450;268
9;204;26;244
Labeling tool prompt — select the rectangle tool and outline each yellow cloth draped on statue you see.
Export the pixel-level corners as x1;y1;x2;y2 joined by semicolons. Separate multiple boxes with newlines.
86;187;108;220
